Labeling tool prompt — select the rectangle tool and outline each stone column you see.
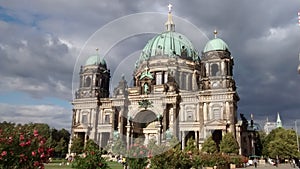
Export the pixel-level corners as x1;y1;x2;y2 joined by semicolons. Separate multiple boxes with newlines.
221;61;225;75
145;133;149;145
172;104;179;138
157;123;162;145
126;125;131;150
181;131;185;150
203;103;207;121
99;133;102;148
195;131;198;147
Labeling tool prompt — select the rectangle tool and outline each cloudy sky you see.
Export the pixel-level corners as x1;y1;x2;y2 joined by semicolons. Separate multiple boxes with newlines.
0;0;299;130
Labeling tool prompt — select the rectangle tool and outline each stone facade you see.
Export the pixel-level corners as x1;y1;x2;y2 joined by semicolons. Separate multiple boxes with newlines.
69;10;240;153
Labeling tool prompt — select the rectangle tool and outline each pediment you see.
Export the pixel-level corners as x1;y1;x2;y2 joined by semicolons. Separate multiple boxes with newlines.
205;119;226;126
73;123;88;129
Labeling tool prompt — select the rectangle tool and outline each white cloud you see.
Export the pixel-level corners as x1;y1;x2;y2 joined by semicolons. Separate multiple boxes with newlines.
0;103;71;129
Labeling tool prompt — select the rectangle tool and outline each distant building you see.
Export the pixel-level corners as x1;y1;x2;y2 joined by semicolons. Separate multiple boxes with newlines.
237;114;262;156
264;112;282;134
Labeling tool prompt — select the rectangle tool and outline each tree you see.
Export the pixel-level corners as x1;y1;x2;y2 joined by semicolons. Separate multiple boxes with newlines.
55;138;67;158
71;137;84;154
220;133;239;155
263;127;300;159
111;137;126;156
184;138;197;152
202;136;217;154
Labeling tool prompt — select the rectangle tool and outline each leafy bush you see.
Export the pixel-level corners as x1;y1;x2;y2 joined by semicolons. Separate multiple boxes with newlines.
72;139;109;169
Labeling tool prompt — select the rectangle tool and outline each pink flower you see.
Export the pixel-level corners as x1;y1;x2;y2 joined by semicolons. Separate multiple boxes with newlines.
34;161;39;166
133;152;137;157
19;142;26;147
40;139;46;146
140;150;144;155
1;151;7;156
33;129;39;137
40;153;45;158
38;147;44;153
8;136;13;143
19;134;24;141
32;151;36;156
26;140;31;146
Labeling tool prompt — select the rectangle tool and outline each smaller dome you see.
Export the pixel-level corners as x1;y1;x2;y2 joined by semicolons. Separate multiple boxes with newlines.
85;55;106;66
203;38;229;53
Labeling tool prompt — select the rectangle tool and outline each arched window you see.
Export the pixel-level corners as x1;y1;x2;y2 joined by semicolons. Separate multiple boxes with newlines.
84;76;91;87
211;64;219;76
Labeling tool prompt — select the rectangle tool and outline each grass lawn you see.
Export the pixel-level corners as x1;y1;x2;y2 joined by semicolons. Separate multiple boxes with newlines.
45;161;123;169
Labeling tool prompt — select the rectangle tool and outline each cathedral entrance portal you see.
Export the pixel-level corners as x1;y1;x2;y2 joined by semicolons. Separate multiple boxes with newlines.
212;130;222;151
131;110;160;145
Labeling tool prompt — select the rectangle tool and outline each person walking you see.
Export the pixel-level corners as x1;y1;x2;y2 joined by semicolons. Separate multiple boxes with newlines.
254;158;258;168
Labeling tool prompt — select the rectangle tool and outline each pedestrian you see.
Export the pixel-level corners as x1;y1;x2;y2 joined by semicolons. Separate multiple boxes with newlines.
254;158;257;168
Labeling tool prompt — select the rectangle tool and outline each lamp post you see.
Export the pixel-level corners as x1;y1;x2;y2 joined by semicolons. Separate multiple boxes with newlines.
295;120;299;152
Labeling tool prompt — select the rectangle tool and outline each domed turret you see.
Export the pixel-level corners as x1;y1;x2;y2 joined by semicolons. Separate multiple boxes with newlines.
85;54;107;68
203;30;229;53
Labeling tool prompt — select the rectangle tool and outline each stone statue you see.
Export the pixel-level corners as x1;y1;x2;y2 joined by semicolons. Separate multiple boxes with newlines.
144;83;149;94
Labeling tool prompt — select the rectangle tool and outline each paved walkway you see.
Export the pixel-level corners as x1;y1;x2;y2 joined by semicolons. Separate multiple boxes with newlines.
247;163;298;169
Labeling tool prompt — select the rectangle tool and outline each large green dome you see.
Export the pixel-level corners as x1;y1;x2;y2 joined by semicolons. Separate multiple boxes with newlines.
85;55;106;66
203;38;229;53
136;31;198;67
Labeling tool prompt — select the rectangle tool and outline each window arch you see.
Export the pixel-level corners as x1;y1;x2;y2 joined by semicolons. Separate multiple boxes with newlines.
211;63;219;76
84;76;91;87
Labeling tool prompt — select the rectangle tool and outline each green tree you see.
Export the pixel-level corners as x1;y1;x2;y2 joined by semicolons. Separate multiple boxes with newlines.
263;127;300;158
184;138;197;152
112;137;126;156
202;136;217;154
55;138;67;157
71;137;84;154
220;133;239;155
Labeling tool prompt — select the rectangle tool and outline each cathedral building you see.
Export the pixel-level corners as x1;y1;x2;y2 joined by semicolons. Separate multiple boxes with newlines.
70;6;239;152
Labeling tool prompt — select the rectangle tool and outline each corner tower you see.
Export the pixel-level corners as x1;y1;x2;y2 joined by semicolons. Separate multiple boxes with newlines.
199;31;239;146
70;51;111;151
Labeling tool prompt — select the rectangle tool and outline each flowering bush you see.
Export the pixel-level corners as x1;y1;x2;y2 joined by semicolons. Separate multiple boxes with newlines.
0;124;53;169
126;141;149;169
72;139;109;169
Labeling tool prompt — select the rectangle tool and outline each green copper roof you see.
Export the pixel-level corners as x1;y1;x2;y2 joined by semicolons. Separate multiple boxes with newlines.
136;31;199;67
203;38;229;53
85;55;106;66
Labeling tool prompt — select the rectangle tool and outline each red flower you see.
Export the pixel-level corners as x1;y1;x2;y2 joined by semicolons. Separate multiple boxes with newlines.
32;151;36;156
